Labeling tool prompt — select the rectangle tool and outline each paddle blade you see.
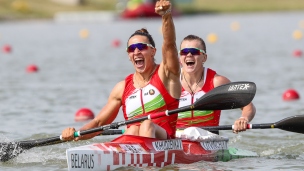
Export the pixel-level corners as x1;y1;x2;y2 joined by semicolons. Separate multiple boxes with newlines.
0;136;61;162
275;115;304;134
0;142;24;162
194;81;256;110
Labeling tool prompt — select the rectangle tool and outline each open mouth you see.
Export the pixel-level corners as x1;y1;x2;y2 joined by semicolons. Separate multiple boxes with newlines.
135;59;144;66
185;60;195;66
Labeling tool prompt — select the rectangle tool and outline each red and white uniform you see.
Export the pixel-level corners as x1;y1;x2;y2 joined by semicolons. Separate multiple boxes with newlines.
122;65;179;138
177;68;221;128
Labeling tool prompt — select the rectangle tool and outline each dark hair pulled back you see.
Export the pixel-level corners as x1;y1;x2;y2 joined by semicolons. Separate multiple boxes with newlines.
128;28;155;47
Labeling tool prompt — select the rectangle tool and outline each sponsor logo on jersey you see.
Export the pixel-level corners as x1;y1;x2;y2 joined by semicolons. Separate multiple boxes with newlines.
149;89;155;95
179;98;187;101
129;95;137;99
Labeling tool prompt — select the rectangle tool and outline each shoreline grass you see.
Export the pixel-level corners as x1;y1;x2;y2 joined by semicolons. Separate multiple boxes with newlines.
0;0;116;20
177;0;304;14
1;0;304;21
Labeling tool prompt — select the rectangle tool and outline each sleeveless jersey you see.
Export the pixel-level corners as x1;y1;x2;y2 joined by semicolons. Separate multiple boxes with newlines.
122;65;179;138
177;68;221;128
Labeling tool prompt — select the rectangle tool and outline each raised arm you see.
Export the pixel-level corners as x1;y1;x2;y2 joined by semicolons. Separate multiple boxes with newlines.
155;0;181;98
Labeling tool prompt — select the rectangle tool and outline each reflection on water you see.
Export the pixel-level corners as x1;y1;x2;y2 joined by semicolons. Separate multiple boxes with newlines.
1;11;304;170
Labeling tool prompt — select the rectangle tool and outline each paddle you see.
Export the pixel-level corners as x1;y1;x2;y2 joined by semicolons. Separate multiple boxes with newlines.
0;81;256;162
99;115;304;135
199;115;304;134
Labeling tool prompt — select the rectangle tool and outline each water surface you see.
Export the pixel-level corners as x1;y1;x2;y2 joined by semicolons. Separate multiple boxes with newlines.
0;11;304;170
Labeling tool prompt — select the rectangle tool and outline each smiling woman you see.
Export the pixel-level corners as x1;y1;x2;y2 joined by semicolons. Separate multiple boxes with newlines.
177;34;256;134
60;0;181;142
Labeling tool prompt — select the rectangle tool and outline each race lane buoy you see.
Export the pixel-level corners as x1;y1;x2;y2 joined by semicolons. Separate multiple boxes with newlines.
282;89;300;101
79;29;89;39
112;39;121;47
293;49;302;57
207;33;218;44
75;108;94;122
292;30;303;40
2;44;12;53
300;20;304;29
26;64;38;73
230;21;240;31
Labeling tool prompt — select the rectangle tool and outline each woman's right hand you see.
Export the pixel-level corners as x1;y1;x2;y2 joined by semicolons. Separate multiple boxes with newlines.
61;127;76;141
155;0;171;16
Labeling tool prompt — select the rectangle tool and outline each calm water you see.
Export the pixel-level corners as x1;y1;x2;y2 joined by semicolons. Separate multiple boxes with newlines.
0;11;304;171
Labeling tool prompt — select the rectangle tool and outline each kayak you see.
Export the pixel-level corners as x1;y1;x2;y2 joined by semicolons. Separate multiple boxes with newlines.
66;128;258;171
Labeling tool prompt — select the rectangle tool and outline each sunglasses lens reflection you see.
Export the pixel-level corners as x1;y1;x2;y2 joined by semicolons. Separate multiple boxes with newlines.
180;48;201;55
127;43;148;52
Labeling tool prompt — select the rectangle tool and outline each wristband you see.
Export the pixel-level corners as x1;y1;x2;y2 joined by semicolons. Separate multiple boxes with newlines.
162;9;171;16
